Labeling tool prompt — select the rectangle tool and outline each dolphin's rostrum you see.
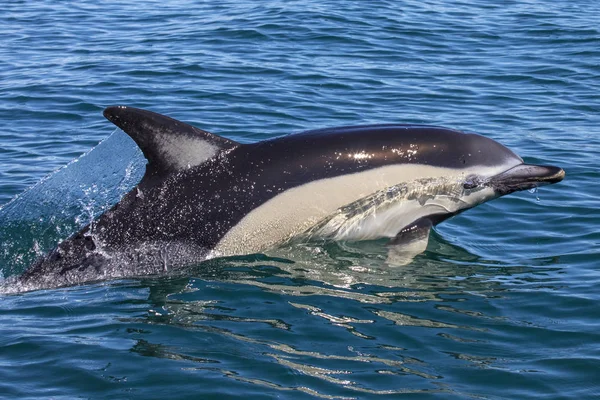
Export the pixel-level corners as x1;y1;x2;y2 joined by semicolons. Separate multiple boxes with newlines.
17;106;564;291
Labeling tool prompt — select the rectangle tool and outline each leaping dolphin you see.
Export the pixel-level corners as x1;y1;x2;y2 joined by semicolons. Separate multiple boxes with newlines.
16;106;564;291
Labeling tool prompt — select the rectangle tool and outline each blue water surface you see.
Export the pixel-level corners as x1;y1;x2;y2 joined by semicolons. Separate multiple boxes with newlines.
1;1;599;399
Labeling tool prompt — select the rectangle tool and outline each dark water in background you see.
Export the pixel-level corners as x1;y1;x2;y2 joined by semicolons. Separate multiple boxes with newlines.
1;1;599;398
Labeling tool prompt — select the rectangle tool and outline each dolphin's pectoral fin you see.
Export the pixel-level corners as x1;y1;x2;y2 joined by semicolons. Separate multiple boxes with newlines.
386;218;433;266
103;106;240;178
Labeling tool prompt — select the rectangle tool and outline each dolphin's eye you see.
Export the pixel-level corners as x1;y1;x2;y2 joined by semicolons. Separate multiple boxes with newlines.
463;175;481;189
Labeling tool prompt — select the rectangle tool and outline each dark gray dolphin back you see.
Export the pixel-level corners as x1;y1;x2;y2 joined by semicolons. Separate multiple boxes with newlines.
235;124;523;189
103;106;522;188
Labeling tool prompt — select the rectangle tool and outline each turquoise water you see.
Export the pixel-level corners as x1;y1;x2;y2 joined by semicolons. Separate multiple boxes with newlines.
1;1;599;398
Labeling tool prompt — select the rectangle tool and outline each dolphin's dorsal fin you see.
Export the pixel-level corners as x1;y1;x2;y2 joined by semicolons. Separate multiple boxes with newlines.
103;106;239;177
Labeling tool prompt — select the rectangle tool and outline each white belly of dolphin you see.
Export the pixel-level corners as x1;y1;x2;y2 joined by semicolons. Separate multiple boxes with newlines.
212;163;504;257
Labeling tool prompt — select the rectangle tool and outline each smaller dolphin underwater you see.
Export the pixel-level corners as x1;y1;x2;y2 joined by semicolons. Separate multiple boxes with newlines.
15;106;564;291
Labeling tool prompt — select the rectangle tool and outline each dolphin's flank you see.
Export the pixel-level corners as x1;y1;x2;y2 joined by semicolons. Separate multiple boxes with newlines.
16;106;564;291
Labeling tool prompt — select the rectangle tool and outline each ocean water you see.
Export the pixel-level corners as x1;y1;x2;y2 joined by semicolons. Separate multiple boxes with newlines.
1;0;599;398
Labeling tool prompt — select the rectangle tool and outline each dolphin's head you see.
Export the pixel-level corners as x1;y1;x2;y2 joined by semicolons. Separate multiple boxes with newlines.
452;132;565;200
397;132;565;234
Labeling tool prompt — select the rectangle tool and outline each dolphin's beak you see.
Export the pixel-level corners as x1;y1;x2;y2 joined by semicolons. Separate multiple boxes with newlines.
489;164;565;195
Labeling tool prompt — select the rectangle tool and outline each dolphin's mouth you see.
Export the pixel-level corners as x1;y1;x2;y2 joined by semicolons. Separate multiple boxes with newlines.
488;163;565;195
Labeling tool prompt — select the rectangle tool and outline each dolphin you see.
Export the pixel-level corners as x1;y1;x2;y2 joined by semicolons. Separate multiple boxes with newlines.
15;106;564;291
